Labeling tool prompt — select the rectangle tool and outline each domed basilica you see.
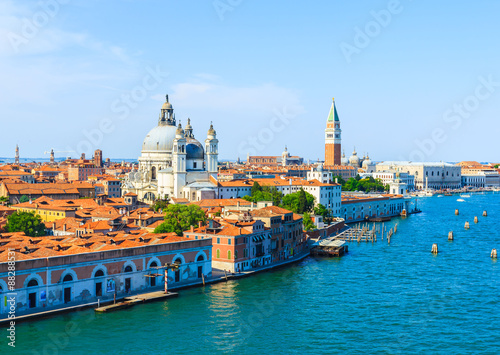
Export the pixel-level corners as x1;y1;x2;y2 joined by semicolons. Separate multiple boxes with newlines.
122;95;219;202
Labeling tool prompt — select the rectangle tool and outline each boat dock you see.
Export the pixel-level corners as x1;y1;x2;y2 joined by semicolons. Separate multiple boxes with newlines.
95;291;179;313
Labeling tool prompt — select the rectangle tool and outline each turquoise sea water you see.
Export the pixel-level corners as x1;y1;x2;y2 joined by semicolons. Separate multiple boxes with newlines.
6;193;500;354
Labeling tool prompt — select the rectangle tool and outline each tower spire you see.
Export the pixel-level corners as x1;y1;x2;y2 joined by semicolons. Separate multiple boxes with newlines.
325;97;342;166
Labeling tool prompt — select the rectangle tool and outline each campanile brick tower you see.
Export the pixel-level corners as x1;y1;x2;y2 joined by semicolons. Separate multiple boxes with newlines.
324;98;341;166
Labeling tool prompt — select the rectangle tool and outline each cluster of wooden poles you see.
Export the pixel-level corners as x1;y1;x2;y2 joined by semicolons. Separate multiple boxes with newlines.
337;222;398;244
432;209;497;259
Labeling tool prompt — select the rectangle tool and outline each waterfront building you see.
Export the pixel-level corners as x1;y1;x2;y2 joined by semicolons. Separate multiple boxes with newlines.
0;231;211;317
457;161;499;187
376;161;461;190
122;96;219;203
186;217;271;272
371;171;415;191
341;193;411;222
461;174;486;188
185;206;305;271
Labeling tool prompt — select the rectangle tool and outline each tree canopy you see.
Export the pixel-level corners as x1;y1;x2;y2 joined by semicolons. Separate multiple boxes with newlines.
152;197;170;212
154;204;207;236
243;182;283;206
302;212;315;231
19;195;30;203
243;182;315;214
281;188;315;214
313;204;330;219
6;211;46;237
342;175;388;192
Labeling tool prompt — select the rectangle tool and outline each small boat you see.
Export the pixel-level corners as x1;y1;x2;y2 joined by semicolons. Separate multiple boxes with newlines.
460;194;471;198
437;195;444;198
457;198;465;202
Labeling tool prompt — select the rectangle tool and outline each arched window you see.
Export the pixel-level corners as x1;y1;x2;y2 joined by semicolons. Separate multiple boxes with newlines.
151;167;157;180
95;270;104;278
216;249;220;259
150;261;158;268
27;279;39;287
124;265;133;273
228;250;232;259
196;255;205;262
234;250;238;260
63;274;73;283
173;258;182;265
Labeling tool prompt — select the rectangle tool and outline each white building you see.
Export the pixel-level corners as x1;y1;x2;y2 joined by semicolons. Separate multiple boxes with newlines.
306;164;333;184
372;171;415;191
122;96;219;202
461;174;486;188
376;161;461;190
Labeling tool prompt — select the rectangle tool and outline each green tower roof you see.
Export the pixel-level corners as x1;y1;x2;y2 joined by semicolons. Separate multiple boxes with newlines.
327;98;339;122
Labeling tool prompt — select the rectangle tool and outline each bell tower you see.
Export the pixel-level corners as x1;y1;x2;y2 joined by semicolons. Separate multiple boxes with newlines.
325;98;341;166
205;123;219;175
173;123;187;197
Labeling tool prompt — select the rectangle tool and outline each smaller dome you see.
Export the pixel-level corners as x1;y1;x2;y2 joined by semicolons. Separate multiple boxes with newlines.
349;149;360;166
176;123;184;136
362;154;372;168
186;139;204;159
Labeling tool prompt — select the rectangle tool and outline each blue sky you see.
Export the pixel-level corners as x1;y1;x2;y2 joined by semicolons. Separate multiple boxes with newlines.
1;0;499;162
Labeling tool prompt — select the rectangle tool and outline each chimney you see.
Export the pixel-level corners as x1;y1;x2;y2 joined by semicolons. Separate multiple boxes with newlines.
335;178;338;184
63;224;66;232
191;225;194;232
198;221;203;228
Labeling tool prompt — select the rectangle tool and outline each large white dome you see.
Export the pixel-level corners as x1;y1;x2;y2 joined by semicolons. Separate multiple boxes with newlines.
142;124;178;152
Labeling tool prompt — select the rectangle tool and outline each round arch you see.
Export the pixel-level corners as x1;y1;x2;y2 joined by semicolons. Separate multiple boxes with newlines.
91;265;108;278
23;273;44;288
171;253;185;265
195;251;207;263
147;257;161;270
121;261;137;273
59;269;78;283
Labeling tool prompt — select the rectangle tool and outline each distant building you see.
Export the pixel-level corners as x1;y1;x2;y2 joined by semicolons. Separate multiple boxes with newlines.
247;146;303;167
376;161;461;190
94;149;103;168
15;145;19;165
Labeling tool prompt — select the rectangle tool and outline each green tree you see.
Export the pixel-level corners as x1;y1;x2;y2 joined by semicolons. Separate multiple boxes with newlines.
303;212;315;231
251;181;262;196
314;204;330;219
152;197;170;212
0;196;9;205
6;211;46;237
19;195;30;203
243;185;283;206
281;189;315;214
154;204;207;236
332;175;346;186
